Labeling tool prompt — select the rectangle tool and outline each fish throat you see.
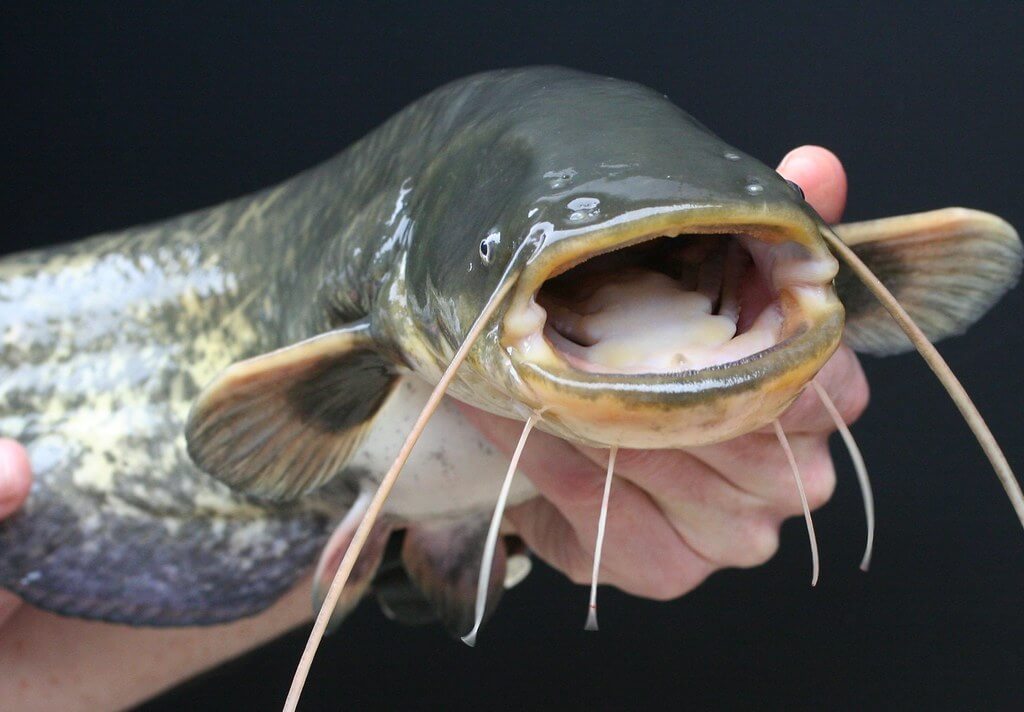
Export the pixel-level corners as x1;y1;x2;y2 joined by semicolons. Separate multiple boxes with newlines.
535;231;796;374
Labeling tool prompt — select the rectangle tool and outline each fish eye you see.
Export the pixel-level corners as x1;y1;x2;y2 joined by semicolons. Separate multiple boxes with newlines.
786;179;806;201
479;232;500;265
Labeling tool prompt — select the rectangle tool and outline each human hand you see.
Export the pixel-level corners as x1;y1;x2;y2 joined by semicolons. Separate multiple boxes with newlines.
460;146;870;600
0;439;32;629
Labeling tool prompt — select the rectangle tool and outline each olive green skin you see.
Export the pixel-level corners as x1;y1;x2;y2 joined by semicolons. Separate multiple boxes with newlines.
0;67;836;626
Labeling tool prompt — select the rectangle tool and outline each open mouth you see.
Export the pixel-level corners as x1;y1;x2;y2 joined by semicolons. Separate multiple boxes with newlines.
504;220;839;376
537;233;779;373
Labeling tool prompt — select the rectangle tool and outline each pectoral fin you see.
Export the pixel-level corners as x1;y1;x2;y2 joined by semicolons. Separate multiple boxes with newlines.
832;208;1022;355
186;319;399;499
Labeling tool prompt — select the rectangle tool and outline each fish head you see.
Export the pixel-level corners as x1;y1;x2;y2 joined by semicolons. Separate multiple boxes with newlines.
402;71;844;447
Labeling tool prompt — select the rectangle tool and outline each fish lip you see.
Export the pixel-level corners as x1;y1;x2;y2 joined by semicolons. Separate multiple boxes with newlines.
501;203;842;388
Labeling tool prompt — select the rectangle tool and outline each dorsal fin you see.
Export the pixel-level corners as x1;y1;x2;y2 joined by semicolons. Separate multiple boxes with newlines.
833;208;1022;355
186;319;399;500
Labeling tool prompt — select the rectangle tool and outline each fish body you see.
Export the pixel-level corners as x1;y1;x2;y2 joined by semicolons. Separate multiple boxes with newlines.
0;67;1019;632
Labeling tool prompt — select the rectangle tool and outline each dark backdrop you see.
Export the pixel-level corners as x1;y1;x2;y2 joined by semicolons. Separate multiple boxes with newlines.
2;3;1022;710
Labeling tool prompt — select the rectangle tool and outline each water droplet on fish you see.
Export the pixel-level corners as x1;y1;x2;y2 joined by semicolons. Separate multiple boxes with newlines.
567;197;601;222
544;168;577;189
745;181;764;195
567;197;600;211
724;151;741;161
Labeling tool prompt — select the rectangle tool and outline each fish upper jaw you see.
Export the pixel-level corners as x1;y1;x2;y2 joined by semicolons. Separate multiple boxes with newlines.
499;205;845;449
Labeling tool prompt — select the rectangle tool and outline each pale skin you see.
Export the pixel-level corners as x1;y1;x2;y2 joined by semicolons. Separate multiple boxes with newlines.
0;146;868;710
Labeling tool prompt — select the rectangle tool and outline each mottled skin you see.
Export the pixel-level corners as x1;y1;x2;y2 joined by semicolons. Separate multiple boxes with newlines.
0;178;364;623
0;80;509;622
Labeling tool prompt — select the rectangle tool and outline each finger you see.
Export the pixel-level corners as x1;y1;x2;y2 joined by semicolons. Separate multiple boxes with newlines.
504;497;592;585
777;145;848;223
689;431;837;515
774;345;870;434
507;493;715;601
463;405;714;599
577;446;784;568
507;493;715;599
774;148;866;433
0;439;32;519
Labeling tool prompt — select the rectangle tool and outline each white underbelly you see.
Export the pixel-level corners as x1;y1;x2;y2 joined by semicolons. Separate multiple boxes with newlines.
347;376;538;523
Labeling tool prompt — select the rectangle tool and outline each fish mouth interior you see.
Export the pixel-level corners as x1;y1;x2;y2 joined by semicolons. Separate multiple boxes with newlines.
506;226;838;375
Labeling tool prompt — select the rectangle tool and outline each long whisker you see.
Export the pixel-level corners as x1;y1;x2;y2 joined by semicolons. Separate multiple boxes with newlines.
773;420;820;586
822;227;1024;530
811;380;875;571
462;412;539;647
284;279;516;712
585;445;617;631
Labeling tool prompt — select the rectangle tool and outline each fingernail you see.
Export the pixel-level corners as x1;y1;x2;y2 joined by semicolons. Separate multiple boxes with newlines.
778;152;816;180
777;148;800;172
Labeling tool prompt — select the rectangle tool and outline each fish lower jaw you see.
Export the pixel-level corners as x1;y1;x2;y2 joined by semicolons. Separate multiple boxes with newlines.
509;303;843;449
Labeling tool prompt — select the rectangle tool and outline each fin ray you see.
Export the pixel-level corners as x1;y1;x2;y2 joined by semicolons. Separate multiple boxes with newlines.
834;208;1022;355
186;320;398;500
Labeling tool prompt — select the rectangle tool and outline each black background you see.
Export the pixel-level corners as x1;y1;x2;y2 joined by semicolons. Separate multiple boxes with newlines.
2;3;1023;710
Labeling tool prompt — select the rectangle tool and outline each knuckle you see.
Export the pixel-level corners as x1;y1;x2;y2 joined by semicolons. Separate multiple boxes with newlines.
632;546;713;601
839;375;870;425
561;544;598;587
771;441;837;513
802;447;837;509
830;349;871;425
644;567;702;601
566;564;592;587
613;447;662;473
733;519;781;567
547;460;605;505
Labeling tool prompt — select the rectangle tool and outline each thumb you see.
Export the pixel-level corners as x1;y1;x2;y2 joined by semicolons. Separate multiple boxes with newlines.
0;439;32;519
777;145;848;224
